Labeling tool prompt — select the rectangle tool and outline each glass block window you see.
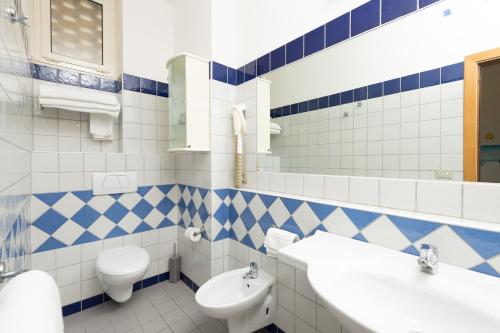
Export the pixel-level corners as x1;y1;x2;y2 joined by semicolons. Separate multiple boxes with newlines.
50;0;103;65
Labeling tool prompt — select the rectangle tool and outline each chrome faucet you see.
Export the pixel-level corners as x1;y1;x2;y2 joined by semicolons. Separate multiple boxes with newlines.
418;244;439;274
243;262;258;280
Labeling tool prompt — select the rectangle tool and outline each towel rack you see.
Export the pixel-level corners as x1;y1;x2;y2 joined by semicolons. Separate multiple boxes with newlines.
0;261;27;283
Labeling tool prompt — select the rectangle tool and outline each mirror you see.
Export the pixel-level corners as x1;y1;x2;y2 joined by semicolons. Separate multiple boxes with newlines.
256;3;500;182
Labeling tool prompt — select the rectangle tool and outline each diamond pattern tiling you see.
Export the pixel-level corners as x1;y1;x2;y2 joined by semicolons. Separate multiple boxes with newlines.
248;195;266;221
30;183;500;280
267;198;290;227
240;207;256;231
71;205;100;229
232;218;247;241
232;192;247;215
31;185;179;252
87;195;115;214
292;203;321;236
449;225;500;260
52;220;85;245
52;193;85;218
414;225;484;269
131;200;154;220
212;188;500;280
388;215;441;243
32;209;66;234
117;212;142;233
88;215;116;239
117;192;142;210
322;208;358;238
487;254;500;275
143;187;164;207
361;215;411;251
248;223;265;251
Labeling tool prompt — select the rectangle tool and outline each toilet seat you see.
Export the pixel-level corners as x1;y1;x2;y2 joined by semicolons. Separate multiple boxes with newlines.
96;246;149;276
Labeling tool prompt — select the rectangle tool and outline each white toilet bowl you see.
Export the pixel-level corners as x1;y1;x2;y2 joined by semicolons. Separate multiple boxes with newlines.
195;266;276;333
96;246;149;303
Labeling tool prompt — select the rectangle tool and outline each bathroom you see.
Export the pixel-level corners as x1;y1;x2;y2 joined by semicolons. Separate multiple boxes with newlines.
1;0;500;332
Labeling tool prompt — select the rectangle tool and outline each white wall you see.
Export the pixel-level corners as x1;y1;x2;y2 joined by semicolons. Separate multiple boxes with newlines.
211;0;368;68
265;0;500;107
121;0;175;82
171;0;212;62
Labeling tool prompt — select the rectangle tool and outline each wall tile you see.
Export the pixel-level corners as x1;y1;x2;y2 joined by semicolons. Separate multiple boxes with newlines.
463;183;500;224
416;181;462;217
325;12;350;47
286;37;304;65
380;178;416;211
349;177;379;205
351;0;380;37
304;26;325;57
382;0;417;24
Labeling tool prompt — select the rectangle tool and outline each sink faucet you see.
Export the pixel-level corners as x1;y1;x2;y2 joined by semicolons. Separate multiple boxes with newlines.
418;244;439;274
243;262;258;280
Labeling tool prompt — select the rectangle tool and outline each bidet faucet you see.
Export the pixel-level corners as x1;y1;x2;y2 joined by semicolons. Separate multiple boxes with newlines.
418;244;439;274
243;262;258;280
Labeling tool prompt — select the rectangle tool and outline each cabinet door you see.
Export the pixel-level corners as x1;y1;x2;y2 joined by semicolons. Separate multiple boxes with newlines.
257;78;271;154
185;56;210;151
168;56;187;150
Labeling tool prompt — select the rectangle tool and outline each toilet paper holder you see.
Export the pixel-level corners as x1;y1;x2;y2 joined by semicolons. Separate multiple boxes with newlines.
193;226;205;237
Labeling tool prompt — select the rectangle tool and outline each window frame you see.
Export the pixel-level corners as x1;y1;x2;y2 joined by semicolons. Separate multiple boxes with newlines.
33;0;117;78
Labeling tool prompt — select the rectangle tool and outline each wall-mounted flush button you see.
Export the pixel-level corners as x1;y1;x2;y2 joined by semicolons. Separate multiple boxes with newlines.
93;172;137;195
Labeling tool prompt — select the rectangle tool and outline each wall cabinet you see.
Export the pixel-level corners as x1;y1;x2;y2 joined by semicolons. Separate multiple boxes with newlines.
166;53;210;152
256;78;272;154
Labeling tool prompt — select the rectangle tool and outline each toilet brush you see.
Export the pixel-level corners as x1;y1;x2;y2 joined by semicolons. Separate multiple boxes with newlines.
169;242;181;283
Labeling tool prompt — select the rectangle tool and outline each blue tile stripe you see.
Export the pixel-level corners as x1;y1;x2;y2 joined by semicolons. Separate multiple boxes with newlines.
31;63;122;93
270;62;463;118
211;0;444;86
30;63;169;97
62;271;170;317
122;73;169;97
213;188;500;280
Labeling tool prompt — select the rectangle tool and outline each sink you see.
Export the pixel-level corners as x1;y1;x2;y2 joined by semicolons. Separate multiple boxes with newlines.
278;231;500;333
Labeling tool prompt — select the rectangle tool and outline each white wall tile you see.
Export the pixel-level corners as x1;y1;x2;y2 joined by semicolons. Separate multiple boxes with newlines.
463;183;500;224
32;152;59;172
416;180;462;217
324;175;349;202
84;153;105;171
56;246;81;268
285;173;303;195
379;179;416;211
303;174;324;198
59;152;83;172
349;177;379;206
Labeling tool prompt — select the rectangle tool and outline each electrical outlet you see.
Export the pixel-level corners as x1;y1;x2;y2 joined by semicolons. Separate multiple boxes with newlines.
434;170;453;179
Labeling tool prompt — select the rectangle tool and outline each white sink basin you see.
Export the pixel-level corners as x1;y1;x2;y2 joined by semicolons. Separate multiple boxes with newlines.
278;231;500;333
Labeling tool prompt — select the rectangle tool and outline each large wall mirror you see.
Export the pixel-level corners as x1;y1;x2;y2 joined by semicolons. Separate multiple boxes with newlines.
256;2;500;183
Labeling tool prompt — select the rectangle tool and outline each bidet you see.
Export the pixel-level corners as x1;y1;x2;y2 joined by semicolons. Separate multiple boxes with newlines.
195;265;276;333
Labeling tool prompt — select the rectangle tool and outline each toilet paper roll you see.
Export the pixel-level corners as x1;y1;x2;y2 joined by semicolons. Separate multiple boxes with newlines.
184;227;202;242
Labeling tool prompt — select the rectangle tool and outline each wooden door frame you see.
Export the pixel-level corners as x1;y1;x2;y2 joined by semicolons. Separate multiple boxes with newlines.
464;47;500;181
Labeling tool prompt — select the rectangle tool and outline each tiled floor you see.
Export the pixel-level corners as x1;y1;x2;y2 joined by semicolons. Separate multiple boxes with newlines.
64;281;230;333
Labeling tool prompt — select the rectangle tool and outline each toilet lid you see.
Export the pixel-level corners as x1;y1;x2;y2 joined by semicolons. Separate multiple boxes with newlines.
96;246;149;276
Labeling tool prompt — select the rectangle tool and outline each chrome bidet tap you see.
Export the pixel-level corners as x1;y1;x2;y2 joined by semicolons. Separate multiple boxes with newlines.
243;262;258;280
418;244;439;274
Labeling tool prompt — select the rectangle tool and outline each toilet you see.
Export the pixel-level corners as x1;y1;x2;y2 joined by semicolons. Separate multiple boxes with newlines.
96;246;149;303
195;265;276;333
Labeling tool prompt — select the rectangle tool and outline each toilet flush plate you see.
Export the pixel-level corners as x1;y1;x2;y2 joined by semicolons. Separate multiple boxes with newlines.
93;172;137;195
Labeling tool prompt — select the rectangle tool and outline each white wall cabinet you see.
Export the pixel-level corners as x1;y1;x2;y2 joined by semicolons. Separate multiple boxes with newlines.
166;53;210;152
256;78;272;154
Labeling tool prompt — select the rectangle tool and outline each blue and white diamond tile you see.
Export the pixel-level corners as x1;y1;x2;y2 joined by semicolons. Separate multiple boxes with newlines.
322;208;358;238
31;185;179;253
177;185;211;240
221;188;500;279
